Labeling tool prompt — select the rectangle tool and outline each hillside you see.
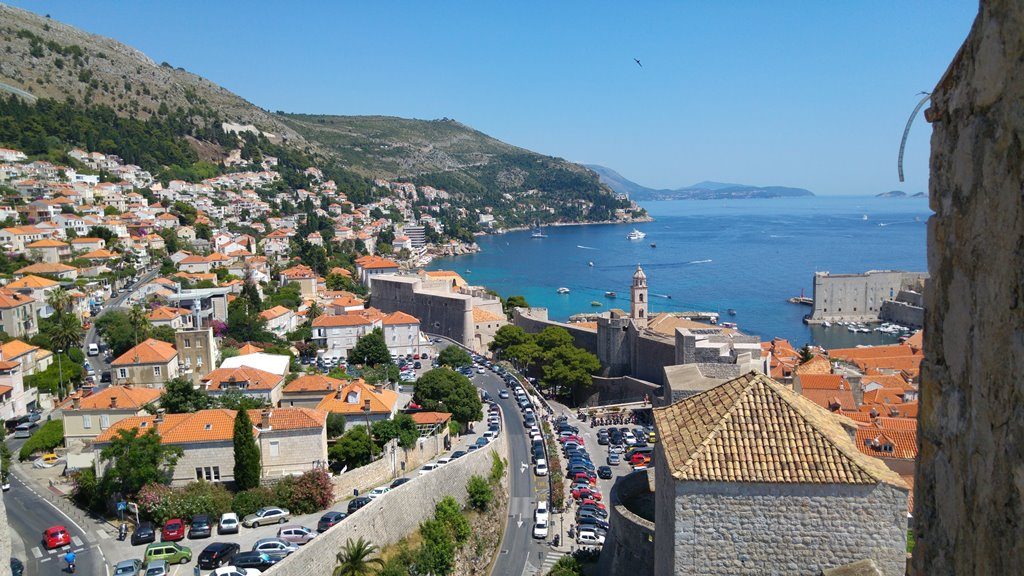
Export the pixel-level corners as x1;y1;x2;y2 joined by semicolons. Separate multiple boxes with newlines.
0;4;638;227
587;164;815;201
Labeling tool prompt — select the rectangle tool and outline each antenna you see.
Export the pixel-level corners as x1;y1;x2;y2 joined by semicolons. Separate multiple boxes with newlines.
898;92;932;182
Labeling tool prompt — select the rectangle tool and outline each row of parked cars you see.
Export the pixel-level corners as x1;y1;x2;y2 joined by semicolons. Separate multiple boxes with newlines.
599;426;655;469
554;417;611;547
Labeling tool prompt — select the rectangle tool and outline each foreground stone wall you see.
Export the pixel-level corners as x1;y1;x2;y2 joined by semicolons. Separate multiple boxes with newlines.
371;275;474;347
671;481;908;576
576;375;661;407
597;470;655;576
331;430;448;499
915;1;1024;573
265;430;507;576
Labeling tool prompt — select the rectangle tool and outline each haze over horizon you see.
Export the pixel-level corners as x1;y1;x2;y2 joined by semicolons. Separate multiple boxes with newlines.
6;1;976;195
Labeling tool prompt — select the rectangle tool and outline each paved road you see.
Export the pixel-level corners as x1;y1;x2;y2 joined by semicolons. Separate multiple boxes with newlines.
84;267;160;384
5;469;104;576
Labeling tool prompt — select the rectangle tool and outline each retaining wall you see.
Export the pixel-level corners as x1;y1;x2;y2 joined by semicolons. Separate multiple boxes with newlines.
513;308;600;354
265;430;507;576
331;429;449;499
576;375;661;407
598;470;656;576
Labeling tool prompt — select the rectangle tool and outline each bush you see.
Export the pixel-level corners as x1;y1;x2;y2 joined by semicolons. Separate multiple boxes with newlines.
18;419;64;461
326;413;346;438
136;481;233;523
289;469;333;514
70;467;105;513
489;452;505;485
466;475;492;511
434;496;470;544
232;486;275;517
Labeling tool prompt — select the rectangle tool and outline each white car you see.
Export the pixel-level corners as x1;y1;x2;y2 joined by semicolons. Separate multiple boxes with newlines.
535;501;549;524
532;519;549;539
577;529;605;545
534;459;548;476
419;463;440;475
367;487;391;500
531;432;543;443
529;426;540;436
218;512;240;534
213;567;260;576
436;457;453;466
483;430;498;441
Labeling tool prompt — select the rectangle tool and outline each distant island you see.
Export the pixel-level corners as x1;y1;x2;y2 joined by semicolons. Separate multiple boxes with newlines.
586;164;815;201
876;190;927;198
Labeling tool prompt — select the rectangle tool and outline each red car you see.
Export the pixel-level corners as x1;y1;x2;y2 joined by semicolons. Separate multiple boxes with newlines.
161;518;186;541
43;525;71;549
580;498;606;510
630;453;651;466
571;487;602;501
572;472;597;486
559;435;583;445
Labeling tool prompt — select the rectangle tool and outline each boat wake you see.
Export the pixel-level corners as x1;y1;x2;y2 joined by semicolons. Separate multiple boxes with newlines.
878;220;917;227
652;294;672;299
577;245;598;250
688;259;713;264
769;235;794;239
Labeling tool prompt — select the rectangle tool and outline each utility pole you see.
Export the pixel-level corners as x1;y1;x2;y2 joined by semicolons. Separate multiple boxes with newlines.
363;399;374;460
57;349;65;399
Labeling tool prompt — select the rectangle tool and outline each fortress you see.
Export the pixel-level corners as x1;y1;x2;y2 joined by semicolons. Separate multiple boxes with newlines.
514;265;764;404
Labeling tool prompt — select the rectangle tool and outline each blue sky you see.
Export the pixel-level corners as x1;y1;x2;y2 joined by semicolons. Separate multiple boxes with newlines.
10;1;976;195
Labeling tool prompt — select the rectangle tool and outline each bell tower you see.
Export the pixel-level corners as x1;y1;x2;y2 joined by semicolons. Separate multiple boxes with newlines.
630;264;648;328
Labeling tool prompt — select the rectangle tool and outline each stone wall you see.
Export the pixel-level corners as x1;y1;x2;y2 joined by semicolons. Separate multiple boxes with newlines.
576;375;661;407
878;298;923;328
667;481;908;576
331;429;449;499
631;330;676;385
597;470;656;576
810;271;927;323
264;430;506;576
514;307;600;353
371;275;474;347
0;490;11;576
915;1;1024;573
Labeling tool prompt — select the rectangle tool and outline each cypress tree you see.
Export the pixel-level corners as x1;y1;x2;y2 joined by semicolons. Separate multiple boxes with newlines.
233;409;261;490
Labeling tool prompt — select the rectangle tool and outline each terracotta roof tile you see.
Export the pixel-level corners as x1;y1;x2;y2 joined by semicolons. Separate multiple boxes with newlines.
315;381;398;415
259;305;293;320
410;411;451;425
111;338;177;366
283;374;347;393
68;386;161;411
6;275;59;289
797;374;849;390
0;340;39;359
313;314;373;328
652;372;905;487
201;366;283;391
472;308;504;322
383;311;419;325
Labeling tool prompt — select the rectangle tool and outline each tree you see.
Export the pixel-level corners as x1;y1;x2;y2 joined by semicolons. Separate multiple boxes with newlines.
306;301;323;322
326;413;346;438
503;294;529;317
436;346;472;369
232;409;261;490
505;340;544;372
489;325;529;356
541;345;600;396
434;496;470;543
127;305;151;347
217;390;269;411
535;326;574;351
372;413;418;449
240;276;262;310
414;369;483;428
333;537;384;576
417;517;455;575
100;428;183;496
50;313;83;354
348;328;391;367
547;556;584;576
227;297;272;343
95;310;140;357
159;377;212;413
150;325;176;344
466;474;493;511
45;287;71;319
328;426;373;471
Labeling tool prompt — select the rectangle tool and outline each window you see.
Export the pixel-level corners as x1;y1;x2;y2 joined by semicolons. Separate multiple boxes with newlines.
118;368;127;379
269;441;279;457
183;339;191;349
82;414;92;429
100;414;109;429
153;366;162;377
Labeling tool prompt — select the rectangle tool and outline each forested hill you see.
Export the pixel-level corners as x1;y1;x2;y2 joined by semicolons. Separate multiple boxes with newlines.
0;4;641;226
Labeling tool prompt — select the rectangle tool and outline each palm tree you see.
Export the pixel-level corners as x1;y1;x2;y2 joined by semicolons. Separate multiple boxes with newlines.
46;287;71;320
50;314;83;353
127;305;150;346
333;537;384;576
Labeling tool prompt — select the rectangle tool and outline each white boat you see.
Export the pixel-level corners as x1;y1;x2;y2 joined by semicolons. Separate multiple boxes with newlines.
531;228;547;238
626;229;647;240
588;261;594;267
557;287;570;294
862;214;868;221
823;321;832;328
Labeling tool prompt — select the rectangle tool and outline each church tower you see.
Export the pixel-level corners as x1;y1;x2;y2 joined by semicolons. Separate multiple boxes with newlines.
630;264;648;328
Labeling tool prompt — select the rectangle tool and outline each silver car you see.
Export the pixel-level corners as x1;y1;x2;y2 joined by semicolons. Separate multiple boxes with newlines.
242;507;290;528
252;537;298;558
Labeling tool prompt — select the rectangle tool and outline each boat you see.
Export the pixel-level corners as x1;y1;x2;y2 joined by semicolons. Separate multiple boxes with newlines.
605;291;617;298
727;309;737;316
862;214;868;221
649;243;656;248
531;228;548;238
557;287;570;294
590;301;602;307
626;229;647;240
823;321;832;327
588;261;594;267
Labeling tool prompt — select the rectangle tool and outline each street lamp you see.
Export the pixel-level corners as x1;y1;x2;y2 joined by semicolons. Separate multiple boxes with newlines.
363;399;374;460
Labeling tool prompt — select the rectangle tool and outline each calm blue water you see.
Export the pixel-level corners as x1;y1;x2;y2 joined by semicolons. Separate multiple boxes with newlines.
427;196;931;347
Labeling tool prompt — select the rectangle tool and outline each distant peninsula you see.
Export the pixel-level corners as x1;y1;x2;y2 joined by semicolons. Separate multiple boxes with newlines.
876;190;927;198
586;164;815;201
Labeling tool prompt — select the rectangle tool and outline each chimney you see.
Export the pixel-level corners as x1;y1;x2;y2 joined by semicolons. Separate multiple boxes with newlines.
156;408;166;423
110;396;118;409
261;409;272;430
72;396;81;410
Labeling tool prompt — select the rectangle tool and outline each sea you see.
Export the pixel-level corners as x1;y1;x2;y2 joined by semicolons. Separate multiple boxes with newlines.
427;196;931;348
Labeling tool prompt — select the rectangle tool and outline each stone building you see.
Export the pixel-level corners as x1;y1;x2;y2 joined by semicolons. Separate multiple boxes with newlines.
110;338;179;387
652;372;909;576
809;270;926;324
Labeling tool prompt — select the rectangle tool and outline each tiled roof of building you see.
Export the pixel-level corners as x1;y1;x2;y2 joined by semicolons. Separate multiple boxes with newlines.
283;374;347;393
646;314;732;337
312;314;373;328
95;407;323;445
6;275;59;289
16;262;77;275
855;355;923;379
80;249;117;259
410;411;452;425
146;306;191;321
315;381;399;415
861;374;911;390
800;389;858;412
281;264;316;279
855;426;918;460
201;366;283;391
794;354;832;375
383;311;419;325
472;307;504;322
26;238;68;248
797;374;849;390
0;290;34;309
828;344;916;361
111;338;178;366
67;385;161;411
237;343;264;355
259;305;293;320
904;330;923;352
329;296;364;308
0;339;39;359
355;255;399;269
652;372;905;487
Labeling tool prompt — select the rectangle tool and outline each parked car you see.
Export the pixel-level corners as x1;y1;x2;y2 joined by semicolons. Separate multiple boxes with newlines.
42;525;71;549
230;551;280;572
277;525;316;545
113;559;143;576
144;542;192;565
189;514;212;539
607;453;621;466
218;513;240;535
576;529;605;546
535;459;548;476
347;496;372;514
367;486;391;500
419;463;440;474
317;511;347;532
197;542;240;569
533;519;548;539
213;567;260;576
242;507;290;528
251;538;298;558
143;559;169;576
87;343;99;356
132;522;157;546
498;390;509;399
598;465;613;479
161;519;186;542
389;477;412;489
577;516;611;532
449;451;467;460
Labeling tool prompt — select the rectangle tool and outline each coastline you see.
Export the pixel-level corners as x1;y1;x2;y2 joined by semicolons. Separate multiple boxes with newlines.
479;215;655;236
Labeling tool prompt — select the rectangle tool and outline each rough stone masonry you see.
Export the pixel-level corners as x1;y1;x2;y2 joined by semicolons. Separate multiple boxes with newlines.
915;0;1024;574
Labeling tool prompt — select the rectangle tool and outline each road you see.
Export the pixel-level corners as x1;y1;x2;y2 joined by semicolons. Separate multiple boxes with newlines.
84;267;160;384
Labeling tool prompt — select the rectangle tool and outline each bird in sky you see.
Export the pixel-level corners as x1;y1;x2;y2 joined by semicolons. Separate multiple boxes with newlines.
634;58;643;68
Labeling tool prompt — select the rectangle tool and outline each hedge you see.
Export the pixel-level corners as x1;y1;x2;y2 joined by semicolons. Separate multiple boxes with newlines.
18;419;64;461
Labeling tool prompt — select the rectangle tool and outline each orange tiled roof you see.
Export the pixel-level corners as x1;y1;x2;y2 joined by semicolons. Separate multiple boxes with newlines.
16;262;77;275
111;338;177;366
68;385;161;411
800;388;858;412
146;306;191;321
794;354;832;375
281;265;316;279
410;411;451;425
861;374;911;390
0;339;39;359
313;314;373;328
855;355;923;378
259;305;293;321
797;374;849;391
283;374;347;393
472;308;504;322
329;296;364;308
383;311;419;325
315;381;398;415
904;330;923;352
828;344;916;361
26;238;68;248
861;387;909;406
95;408;325;444
237;343;264;355
80;249;117;259
652;372;905;486
201;366;283;391
6;275;59;289
855;426;918;460
355;255;399;270
0;291;34;309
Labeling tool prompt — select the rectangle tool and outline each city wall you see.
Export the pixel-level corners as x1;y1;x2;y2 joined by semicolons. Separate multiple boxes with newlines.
331;429;449;499
578;375;661;407
809;270;928;323
598;470;656;576
513;307;599;353
371;275;474;347
630;330;676;385
265;430;507;576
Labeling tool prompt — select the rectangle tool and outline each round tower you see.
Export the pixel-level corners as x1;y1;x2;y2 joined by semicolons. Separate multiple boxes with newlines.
631;264;648;328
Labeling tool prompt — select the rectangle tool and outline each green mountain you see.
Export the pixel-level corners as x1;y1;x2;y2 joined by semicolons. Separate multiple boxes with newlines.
586;164;815;200
0;4;638;227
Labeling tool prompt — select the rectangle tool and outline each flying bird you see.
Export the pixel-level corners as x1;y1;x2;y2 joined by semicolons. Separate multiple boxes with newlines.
634;58;643;68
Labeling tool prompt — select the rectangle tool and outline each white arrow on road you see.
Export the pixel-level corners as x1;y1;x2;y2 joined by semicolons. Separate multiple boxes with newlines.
520;462;528;474
516;513;524;529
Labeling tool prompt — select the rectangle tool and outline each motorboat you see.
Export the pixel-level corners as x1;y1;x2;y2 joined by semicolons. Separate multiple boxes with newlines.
649;243;656;248
557;287;570;294
626;229;647;240
604;291;617;298
531;228;548;238
590;301;602;307
588;261;594;267
727;309;737;316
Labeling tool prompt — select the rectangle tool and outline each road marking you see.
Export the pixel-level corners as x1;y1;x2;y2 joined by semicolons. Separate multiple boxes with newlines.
39;557;50;563
30;547;42;559
96;528;109;539
72;536;83;547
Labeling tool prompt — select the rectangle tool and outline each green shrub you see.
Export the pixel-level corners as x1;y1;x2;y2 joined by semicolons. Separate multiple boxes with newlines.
70;467;105;513
135;481;233;523
288;469;334;514
466;475;492;511
489;452;505;485
18;419;63;461
232;486;275;517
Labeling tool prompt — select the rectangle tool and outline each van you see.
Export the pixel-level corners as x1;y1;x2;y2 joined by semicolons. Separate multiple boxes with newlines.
13;422;37;438
144;542;192;565
87;343;99;357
